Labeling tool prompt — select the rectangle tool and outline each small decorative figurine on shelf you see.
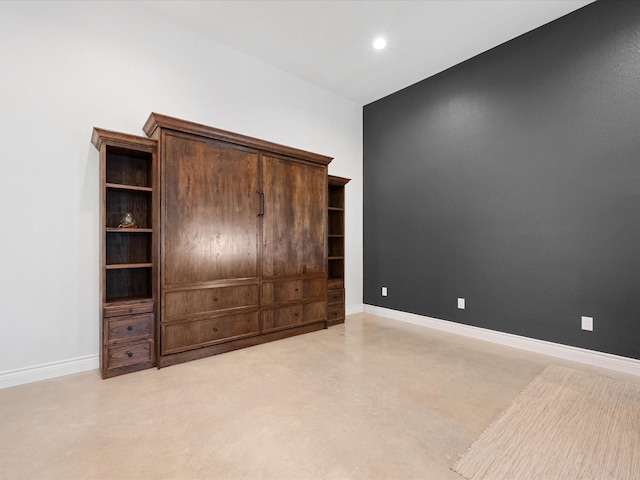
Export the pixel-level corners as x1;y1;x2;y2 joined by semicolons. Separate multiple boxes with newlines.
118;212;137;229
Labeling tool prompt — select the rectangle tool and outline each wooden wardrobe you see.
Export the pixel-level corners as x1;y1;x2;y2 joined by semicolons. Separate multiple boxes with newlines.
95;113;331;372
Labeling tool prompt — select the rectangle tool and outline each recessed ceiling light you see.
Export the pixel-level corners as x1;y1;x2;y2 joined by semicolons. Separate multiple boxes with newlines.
373;37;387;50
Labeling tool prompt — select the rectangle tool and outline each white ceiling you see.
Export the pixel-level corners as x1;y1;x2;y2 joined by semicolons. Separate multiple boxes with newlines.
143;0;594;106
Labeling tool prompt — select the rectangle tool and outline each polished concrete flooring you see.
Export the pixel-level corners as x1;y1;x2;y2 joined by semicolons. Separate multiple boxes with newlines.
2;313;639;480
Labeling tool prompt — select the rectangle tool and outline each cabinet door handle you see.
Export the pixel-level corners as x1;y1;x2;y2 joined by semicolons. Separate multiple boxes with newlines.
257;190;265;217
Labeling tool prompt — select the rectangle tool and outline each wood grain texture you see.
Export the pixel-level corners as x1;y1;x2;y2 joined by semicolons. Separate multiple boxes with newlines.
105;189;152;229
326;278;344;289
94;127;158;378
262;300;326;332
148;115;332;365
160;131;263;354
261;154;327;278
105;268;151;302
106;231;151;265
103;300;153;317
162;311;260;355
157;322;325;368
327;175;350;326
164;285;259;321
262;277;326;306
92;128;156;152
105;313;153;344
327;288;345;305
327;303;345;326
162;132;260;286
105;148;152;187
105;340;153;369
144;113;332;166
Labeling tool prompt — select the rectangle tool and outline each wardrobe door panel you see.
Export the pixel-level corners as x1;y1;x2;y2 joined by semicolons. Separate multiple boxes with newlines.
162;132;260;286
261;155;327;278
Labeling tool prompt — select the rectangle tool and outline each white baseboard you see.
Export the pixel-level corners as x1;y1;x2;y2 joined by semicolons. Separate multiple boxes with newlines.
0;354;99;389
364;305;640;377
0;306;366;390
5;304;636;389
346;303;365;316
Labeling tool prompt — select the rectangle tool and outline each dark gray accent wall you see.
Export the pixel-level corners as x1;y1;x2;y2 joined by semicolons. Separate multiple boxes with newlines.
363;1;640;360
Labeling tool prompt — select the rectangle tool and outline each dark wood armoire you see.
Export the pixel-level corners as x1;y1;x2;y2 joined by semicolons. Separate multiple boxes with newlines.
94;113;334;376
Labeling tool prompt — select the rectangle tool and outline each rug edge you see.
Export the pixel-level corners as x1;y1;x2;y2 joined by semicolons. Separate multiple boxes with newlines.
449;364;560;477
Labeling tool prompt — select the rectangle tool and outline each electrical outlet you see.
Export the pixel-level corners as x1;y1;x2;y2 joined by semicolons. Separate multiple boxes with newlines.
581;316;593;331
381;286;388;297
458;298;465;309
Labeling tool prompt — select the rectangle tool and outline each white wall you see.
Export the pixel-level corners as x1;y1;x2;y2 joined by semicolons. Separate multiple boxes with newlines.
0;1;363;386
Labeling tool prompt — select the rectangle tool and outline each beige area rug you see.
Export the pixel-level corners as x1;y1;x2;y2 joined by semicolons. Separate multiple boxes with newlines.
452;365;640;480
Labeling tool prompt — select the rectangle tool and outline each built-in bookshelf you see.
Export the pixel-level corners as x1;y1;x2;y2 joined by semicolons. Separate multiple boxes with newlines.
92;128;157;378
327;175;350;326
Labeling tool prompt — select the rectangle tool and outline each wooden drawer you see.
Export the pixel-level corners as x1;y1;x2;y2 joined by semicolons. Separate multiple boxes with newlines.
262;300;326;332
164;284;258;320
104;301;153;318
105;313;153;344
262;277;326;305
106;340;153;369
327;278;344;289
162;311;260;355
327;288;344;305
327;304;345;323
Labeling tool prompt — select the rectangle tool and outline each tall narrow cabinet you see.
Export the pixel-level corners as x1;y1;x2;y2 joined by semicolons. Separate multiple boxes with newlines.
92;129;157;378
327;175;350;326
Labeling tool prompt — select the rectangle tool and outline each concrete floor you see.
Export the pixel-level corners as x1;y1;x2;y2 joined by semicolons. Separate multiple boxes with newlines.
1;313;639;480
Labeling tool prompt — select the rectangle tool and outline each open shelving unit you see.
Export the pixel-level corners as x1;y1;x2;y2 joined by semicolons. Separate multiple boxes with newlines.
327;175;350;326
92;128;157;378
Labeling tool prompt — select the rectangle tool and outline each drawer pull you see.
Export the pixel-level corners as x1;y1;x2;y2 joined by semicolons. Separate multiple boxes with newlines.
294;312;299;317
127;326;134;331
213;327;218;332
127;351;133;358
295;288;299;292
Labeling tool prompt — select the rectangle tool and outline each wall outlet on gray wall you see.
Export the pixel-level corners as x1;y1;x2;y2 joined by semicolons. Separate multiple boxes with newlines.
581;316;593;331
